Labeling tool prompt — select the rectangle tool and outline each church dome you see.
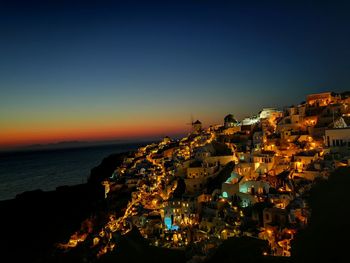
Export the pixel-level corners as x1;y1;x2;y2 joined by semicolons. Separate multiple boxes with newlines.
224;114;237;123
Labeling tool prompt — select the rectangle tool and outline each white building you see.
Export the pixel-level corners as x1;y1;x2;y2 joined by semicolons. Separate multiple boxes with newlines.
325;127;350;147
259;108;282;119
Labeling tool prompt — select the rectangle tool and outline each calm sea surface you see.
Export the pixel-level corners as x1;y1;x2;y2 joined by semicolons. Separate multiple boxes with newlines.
0;142;144;200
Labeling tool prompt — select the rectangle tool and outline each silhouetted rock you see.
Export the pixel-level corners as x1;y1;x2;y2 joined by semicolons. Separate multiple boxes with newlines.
292;167;350;263
98;228;186;263
88;152;128;185
0;152;127;263
207;237;290;263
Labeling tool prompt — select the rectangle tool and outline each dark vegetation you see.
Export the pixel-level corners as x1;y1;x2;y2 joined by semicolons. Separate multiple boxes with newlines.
98;228;186;263
212;141;233;156
207;237;291;263
206;161;234;193
291;167;350;263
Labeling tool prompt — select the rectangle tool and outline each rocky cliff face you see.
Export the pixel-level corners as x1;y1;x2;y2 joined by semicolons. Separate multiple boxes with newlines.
0;152;127;263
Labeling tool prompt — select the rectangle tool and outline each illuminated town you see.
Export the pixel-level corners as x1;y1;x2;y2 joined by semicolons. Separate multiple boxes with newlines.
58;91;350;261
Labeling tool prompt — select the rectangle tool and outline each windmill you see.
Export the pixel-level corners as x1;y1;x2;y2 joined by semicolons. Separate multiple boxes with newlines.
186;115;194;132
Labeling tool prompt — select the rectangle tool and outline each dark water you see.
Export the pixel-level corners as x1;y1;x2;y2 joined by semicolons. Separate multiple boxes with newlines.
0;142;144;200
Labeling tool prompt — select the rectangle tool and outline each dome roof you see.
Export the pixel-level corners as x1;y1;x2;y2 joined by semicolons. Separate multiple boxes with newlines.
193;120;202;125
224;114;238;123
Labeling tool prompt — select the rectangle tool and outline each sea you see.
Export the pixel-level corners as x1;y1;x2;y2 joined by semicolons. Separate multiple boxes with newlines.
0;142;146;201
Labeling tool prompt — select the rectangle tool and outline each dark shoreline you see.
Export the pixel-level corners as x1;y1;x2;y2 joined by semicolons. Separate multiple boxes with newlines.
0;151;129;263
0;141;155;201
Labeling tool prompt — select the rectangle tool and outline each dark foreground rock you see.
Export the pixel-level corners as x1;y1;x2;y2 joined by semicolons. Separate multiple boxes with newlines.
0;152;128;263
98;228;186;263
207;237;291;263
88;152;127;185
292;167;350;263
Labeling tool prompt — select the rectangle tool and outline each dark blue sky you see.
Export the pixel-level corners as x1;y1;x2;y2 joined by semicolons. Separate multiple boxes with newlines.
0;0;349;147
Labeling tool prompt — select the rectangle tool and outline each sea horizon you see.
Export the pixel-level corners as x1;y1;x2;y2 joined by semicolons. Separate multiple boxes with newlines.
0;140;153;201
0;137;172;153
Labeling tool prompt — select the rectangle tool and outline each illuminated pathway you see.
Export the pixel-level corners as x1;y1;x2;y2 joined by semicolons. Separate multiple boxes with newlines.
59;129;215;257
94;151;175;257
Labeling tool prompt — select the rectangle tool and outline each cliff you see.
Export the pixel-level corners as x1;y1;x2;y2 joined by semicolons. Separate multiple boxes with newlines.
0;151;128;263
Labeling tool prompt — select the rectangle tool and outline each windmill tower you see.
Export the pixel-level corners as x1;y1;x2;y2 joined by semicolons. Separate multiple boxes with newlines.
186;115;202;134
192;120;202;133
186;115;194;132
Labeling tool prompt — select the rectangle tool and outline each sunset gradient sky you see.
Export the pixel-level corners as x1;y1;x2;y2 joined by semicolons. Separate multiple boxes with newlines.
1;0;350;149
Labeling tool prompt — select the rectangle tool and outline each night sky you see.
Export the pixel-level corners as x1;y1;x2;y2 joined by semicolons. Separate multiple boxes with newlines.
1;0;349;148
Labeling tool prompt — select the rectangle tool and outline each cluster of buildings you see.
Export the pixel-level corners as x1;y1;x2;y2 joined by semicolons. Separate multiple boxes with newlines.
61;91;350;261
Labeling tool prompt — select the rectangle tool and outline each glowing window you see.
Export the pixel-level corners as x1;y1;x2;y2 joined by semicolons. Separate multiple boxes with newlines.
240;184;248;193
164;217;172;229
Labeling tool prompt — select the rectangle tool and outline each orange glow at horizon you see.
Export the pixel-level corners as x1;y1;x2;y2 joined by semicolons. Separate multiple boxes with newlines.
0;104;221;149
0;122;188;148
